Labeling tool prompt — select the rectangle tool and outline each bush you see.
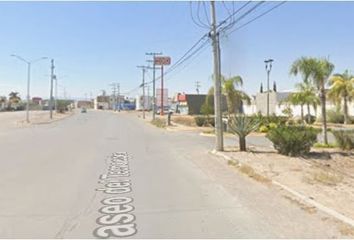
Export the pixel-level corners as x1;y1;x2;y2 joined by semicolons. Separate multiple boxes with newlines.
206;117;215;127
194;116;206;127
228;114;260;151
151;118;166;128
327;109;344;124
332;129;354;150
266;126;318;156
173;116;196;126
269;122;277;129
259;125;268;133
305;114;316;124
313;142;337;148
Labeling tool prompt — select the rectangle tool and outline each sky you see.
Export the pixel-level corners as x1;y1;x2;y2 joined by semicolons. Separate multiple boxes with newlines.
0;1;353;100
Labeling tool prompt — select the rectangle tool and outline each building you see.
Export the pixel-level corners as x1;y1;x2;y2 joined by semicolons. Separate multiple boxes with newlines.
94;95;110;110
243;90;354;118
135;95;153;110
32;97;43;105
77;100;94;109
176;93;227;115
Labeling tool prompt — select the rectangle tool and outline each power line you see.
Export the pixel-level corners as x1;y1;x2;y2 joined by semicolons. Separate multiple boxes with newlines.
123;1;285;97
226;1;286;35
219;1;265;33
217;1;252;29
189;1;209;29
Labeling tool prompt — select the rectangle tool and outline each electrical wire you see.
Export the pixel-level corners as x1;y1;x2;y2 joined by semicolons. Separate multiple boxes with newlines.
226;1;286;35
189;1;210;29
219;1;265;32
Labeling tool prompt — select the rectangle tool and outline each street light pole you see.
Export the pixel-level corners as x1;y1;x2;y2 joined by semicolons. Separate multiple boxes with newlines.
26;63;31;123
137;66;148;119
50;59;55;119
11;54;48;123
264;59;274;117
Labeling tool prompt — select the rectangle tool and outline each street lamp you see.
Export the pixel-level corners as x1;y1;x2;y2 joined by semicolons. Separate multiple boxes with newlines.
264;58;274;117
11;54;48;123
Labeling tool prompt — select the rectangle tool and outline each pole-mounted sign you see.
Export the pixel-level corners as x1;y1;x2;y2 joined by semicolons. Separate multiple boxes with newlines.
154;56;171;66
153;56;171;116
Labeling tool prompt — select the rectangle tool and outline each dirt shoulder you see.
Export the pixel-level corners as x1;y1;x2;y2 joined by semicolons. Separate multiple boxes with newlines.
214;145;354;233
0;110;75;129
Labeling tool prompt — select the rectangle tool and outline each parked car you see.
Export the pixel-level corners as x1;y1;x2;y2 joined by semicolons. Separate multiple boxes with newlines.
81;108;87;113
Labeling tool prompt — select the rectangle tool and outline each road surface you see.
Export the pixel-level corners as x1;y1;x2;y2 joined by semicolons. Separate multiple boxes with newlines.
0;110;343;238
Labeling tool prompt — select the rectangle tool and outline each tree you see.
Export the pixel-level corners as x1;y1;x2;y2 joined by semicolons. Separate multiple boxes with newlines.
228;114;260;151
328;70;354;124
201;86;215;116
295;82;320;123
285;92;305;121
8;92;21;109
221;75;250;116
290;57;334;144
0;96;6;110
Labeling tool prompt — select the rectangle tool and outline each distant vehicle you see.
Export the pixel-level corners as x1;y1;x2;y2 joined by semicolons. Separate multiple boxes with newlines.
81;108;87;113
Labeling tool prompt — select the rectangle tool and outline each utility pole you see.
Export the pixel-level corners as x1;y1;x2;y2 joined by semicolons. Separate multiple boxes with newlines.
160;65;164;116
210;1;224;151
137;66;147;119
54;75;58;112
110;83;117;111
195;81;201;94
146;52;162;120
117;83;121;112
264;59;274;117
147;85;150;110
49;59;55;119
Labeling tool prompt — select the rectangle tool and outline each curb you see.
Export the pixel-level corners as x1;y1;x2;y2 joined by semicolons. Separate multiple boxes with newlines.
210;150;354;229
33;112;75;125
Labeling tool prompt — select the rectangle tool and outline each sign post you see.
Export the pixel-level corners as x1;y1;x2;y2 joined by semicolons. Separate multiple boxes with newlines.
154;56;171;116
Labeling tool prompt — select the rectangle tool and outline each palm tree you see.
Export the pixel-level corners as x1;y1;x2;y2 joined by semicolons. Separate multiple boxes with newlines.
285;91;305;122
8;92;21;109
295;82;320;123
328;70;354;124
290;57;334;144
221;75;250;116
0;96;6;110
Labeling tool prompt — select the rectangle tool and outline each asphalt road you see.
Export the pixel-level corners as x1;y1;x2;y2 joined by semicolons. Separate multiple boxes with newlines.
0;110;343;238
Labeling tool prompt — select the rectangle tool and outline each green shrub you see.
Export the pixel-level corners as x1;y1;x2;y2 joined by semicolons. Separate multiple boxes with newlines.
206;117;215;127
268;122;277;129
259;125;269;133
229;114;260;151
313;142;337;148
332;129;354;150
305;114;316;124
194;116;206;127
327;109;344;124
151;118;166;128
266;126;318;156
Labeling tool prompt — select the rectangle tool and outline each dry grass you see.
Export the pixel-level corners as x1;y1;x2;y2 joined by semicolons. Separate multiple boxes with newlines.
172;115;196;127
151;118;166;128
305;170;344;186
282;195;317;214
338;224;354;236
237;164;271;184
227;159;239;166
202;129;215;135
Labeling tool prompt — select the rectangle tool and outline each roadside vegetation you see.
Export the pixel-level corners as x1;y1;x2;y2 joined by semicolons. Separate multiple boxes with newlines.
151;118;166;128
